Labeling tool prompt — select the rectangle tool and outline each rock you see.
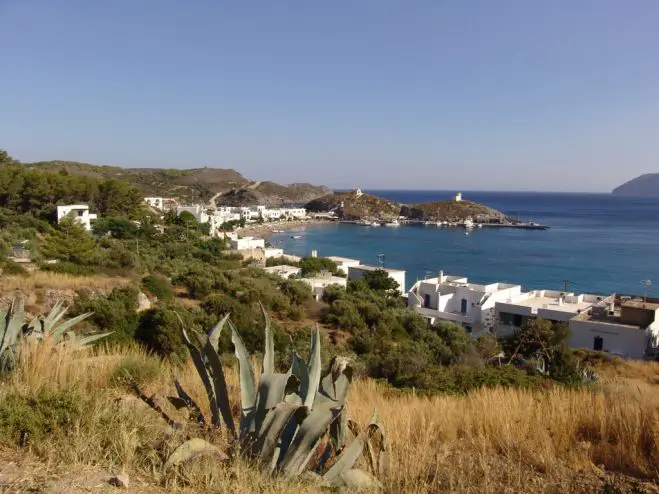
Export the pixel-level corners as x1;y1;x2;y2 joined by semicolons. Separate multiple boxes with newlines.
339;469;382;491
136;291;151;312
108;474;130;488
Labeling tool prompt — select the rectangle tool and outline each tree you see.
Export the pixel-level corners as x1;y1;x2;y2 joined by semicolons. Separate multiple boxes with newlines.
507;318;573;376
299;257;339;277
40;216;96;264
362;269;400;295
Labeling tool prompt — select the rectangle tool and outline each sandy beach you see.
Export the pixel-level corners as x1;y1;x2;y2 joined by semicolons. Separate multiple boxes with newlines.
234;218;334;239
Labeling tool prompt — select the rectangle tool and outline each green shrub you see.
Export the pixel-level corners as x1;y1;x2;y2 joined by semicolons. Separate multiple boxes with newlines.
134;306;192;362
0;259;28;276
142;274;174;301
110;356;162;389
75;285;140;343
0;390;83;447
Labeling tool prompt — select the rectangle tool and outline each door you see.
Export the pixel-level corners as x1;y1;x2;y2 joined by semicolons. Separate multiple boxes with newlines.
593;336;604;351
461;298;468;314
424;294;431;308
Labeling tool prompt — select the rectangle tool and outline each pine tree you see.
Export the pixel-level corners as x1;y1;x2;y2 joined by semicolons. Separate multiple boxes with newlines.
40;216;97;264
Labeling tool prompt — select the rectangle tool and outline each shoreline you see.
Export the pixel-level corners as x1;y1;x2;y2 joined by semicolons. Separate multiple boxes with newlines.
234;219;335;239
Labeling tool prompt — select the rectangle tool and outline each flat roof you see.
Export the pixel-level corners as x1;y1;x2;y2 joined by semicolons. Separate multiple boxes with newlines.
263;265;299;271
622;300;659;311
349;264;405;274
508;296;592;314
326;256;361;264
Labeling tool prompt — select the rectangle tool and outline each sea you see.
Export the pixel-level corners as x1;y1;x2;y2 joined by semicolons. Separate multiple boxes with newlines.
270;191;659;295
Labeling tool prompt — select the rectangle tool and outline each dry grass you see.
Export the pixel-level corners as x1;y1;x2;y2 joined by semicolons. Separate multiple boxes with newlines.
2;339;659;493
1;271;131;293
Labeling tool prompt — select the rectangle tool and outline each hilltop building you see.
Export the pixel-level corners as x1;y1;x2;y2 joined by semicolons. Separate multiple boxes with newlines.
144;197;165;210
349;264;406;294
325;256;361;275
56;205;97;231
408;272;521;335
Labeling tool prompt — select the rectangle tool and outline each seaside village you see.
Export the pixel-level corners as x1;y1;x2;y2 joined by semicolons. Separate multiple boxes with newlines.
52;198;659;362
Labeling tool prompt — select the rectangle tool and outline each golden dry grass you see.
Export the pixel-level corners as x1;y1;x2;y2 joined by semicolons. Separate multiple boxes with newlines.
3;339;659;493
1;271;131;293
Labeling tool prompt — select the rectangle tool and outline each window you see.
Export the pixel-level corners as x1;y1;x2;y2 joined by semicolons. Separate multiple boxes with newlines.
460;298;468;314
77;210;84;217
464;325;473;334
593;336;603;351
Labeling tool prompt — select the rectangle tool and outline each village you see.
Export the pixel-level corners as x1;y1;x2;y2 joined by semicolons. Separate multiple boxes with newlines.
24;196;657;365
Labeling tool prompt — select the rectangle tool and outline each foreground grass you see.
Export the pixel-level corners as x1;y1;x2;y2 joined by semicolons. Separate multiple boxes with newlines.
2;340;659;492
1;271;131;293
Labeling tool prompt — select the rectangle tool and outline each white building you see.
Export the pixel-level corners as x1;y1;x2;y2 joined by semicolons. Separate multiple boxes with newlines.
176;205;209;224
301;273;348;301
56;205;97;231
228;236;265;250
144;197;164;210
263;247;284;258
568;299;659;359
325;256;361;275
454;192;462;202
408;272;522;336
348;264;406;294
283;208;307;219
263;265;302;279
495;290;605;337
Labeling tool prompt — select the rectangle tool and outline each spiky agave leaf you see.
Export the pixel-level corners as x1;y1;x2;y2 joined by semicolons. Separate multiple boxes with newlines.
49;311;94;341
254;402;309;469
164;438;228;469
228;319;256;435
260;302;275;375
208;313;230;351
304;326;322;409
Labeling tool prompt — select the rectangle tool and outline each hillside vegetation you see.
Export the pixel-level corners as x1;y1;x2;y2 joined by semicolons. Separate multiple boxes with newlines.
22;155;329;205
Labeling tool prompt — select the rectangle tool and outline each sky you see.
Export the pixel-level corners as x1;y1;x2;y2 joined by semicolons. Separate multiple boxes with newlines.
1;1;658;191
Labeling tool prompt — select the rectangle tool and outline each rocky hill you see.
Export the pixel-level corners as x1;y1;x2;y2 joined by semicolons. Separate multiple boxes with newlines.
306;190;507;222
402;200;507;222
612;174;659;197
25;160;329;205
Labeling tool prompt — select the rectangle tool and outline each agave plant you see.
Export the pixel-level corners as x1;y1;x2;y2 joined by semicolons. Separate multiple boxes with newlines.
136;305;386;489
0;299;110;372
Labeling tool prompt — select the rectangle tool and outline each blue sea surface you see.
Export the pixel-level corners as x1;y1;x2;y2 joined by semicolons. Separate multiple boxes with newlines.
271;191;659;295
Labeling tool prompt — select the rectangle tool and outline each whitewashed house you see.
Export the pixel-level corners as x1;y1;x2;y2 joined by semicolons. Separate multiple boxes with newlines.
283;208;307;219
144;197;164;210
568;298;659;359
408;272;522;336
176;205;209;224
228;236;265;250
495;290;605;337
263;265;302;279
301;272;348;301
325;256;361;275
56;205;97;231
348;265;406;294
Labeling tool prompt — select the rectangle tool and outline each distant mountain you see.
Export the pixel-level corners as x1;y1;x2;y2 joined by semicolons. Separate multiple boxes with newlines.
612;174;659;197
26;160;330;206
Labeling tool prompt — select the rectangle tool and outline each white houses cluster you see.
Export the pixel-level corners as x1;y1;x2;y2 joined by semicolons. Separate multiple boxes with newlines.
407;272;659;359
56;205;98;231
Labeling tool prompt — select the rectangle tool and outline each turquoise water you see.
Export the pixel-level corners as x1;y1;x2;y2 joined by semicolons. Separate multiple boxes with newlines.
271;191;659;295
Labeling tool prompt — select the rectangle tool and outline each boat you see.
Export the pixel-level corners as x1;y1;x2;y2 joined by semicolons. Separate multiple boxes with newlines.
371;221;381;227
463;217;474;229
384;219;400;227
272;230;284;233
464;230;470;236
291;235;302;239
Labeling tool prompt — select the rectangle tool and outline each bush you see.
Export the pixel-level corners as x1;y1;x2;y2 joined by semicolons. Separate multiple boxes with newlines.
134;306;191;362
110;356;163;389
142;274;173;301
0;259;28;276
75;285;140;343
0;390;83;447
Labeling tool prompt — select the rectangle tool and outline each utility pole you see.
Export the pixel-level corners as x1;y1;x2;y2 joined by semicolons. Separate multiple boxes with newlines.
376;253;385;268
563;279;570;292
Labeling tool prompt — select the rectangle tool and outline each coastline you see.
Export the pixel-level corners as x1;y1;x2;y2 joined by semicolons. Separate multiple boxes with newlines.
234;218;334;239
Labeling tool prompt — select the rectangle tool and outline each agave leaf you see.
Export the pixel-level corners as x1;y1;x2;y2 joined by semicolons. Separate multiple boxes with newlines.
319;357;353;405
76;331;113;347
201;337;237;438
0;300;10;343
0;299;24;357
181;326;221;427
164;438;228;469
278;402;342;478
365;411;388;476
42;300;66;332
254;402;309;469
304;326;322;409
261;302;275;375
322;433;365;485
254;373;299;432
174;380;205;425
208;313;230;351
228;319;256;433
49;312;94;341
130;382;180;428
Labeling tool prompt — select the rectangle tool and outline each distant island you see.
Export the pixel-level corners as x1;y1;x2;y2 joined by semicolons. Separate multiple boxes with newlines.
612;174;659;197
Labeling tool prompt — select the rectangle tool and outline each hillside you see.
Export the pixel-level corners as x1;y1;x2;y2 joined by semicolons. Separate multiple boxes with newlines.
306;190;402;221
612;173;659;197
26;160;329;205
306;190;508;222
402;200;508;222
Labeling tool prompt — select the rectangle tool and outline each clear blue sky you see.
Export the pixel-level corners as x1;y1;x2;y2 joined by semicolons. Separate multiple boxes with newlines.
1;1;657;191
